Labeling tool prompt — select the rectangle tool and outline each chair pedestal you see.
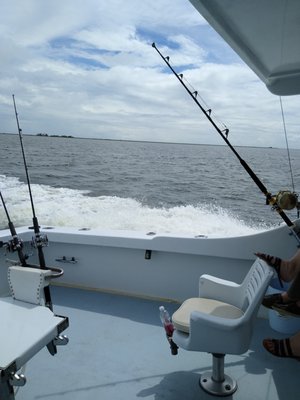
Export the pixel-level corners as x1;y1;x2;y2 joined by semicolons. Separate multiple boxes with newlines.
199;354;237;397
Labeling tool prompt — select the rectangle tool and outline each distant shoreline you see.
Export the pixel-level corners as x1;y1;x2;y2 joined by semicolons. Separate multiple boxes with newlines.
0;131;281;149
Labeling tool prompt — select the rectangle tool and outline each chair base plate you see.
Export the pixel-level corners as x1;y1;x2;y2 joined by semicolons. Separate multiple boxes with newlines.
199;372;237;397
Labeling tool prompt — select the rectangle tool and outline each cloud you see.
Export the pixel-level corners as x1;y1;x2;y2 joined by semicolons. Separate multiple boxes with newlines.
0;0;299;148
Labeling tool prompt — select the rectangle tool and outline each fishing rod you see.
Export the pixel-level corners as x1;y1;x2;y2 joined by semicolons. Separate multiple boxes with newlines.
12;94;55;310
152;43;300;243
0;191;28;266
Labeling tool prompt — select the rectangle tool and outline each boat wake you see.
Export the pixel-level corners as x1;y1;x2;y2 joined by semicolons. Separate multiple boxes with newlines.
0;175;268;236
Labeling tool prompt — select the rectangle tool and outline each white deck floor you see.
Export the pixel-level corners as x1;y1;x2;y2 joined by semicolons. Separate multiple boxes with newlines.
19;286;300;400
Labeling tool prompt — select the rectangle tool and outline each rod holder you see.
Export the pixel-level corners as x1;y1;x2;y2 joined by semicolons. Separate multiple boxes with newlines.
145;250;152;260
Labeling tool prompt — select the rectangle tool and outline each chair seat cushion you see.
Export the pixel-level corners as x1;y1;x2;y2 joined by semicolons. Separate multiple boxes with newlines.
172;297;244;333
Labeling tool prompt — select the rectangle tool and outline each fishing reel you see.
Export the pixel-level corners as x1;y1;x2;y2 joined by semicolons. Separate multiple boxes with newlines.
269;190;299;211
1;238;24;253
31;234;49;249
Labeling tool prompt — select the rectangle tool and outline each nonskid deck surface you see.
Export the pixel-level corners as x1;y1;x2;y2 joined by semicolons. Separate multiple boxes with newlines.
20;286;299;400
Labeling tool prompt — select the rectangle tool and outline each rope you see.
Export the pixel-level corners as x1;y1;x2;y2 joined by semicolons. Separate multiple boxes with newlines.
279;96;295;191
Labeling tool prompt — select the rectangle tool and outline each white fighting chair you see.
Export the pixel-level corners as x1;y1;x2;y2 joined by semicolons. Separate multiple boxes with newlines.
172;258;273;396
0;265;68;400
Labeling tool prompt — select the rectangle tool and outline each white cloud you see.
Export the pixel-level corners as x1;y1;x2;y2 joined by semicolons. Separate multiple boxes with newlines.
0;0;300;148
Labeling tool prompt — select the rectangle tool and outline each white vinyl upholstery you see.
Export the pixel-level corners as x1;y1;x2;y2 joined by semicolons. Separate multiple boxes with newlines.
172;259;274;355
8;265;52;305
173;298;244;333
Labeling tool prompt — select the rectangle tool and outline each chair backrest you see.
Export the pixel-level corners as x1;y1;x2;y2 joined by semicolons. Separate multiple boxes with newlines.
241;259;273;315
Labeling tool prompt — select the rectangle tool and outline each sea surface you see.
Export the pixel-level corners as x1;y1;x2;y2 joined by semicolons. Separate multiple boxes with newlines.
1;133;300;237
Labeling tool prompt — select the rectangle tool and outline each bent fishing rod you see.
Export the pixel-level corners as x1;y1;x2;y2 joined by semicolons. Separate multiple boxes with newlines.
152;43;300;243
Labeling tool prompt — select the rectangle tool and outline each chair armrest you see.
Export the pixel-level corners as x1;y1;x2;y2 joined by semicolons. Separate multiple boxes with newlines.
183;310;249;353
199;275;243;308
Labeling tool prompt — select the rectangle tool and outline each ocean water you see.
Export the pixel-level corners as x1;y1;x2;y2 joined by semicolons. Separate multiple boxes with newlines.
1;133;300;237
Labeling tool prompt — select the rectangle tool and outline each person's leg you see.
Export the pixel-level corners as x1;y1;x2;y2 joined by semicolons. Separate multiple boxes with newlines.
255;251;300;282
271;270;300;316
287;268;300;301
256;251;300;310
285;250;300;281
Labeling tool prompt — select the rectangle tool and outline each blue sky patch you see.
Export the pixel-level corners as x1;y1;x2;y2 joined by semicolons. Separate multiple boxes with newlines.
49;37;119;68
68;55;108;69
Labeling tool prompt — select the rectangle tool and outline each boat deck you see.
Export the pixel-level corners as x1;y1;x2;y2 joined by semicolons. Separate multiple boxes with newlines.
19;286;299;400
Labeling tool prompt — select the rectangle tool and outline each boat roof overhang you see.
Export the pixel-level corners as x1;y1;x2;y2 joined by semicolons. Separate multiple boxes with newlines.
189;0;300;96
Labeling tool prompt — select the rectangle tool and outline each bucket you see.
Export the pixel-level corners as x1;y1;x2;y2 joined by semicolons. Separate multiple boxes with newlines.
267;278;300;335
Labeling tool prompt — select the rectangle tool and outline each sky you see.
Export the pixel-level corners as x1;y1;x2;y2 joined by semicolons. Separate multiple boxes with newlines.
1;0;300;148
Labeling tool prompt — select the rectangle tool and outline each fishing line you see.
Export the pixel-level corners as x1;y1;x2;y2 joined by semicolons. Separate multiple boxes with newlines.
152;43;300;244
279;96;298;219
12;95;37;220
279;96;295;191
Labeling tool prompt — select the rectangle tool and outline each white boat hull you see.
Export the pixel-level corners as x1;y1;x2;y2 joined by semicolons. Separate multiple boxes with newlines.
1;221;299;301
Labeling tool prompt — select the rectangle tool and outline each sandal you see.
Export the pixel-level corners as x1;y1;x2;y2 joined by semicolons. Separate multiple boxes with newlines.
272;302;300;317
262;293;284;309
263;338;300;360
255;252;283;288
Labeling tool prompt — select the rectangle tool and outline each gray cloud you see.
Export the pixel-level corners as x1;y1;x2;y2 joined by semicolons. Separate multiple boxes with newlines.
1;0;300;148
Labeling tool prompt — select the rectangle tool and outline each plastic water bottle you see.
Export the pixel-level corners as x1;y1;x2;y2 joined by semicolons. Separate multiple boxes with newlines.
159;306;178;355
159;306;174;336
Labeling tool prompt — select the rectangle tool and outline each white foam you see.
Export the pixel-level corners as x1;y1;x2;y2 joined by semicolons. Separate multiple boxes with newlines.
0;175;266;236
